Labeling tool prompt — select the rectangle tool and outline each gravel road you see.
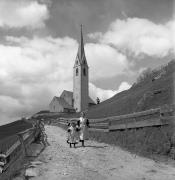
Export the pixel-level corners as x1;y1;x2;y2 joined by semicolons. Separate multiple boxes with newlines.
29;125;175;180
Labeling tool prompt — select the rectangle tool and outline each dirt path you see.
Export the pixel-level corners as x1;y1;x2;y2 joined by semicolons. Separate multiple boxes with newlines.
29;125;175;180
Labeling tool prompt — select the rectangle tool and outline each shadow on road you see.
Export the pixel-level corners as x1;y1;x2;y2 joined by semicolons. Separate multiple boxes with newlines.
75;145;108;149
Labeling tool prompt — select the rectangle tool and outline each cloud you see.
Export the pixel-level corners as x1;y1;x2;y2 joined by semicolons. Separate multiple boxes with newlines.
0;0;49;29
89;81;131;102
0;34;132;124
0;36;77;124
117;81;131;93
90;17;175;58
85;43;130;80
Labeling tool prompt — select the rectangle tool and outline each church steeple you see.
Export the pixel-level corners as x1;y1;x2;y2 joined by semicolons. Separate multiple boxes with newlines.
73;25;89;112
75;24;88;66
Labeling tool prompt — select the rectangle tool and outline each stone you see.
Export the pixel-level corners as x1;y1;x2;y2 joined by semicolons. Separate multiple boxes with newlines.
25;168;39;177
30;161;43;166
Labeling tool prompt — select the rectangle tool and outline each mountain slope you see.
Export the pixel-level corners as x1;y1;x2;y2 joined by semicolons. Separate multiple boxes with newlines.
87;60;174;118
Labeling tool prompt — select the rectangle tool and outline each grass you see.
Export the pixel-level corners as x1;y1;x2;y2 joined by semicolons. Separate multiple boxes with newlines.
0;120;33;139
0;120;33;155
31;60;175;159
88;125;174;157
36;60;174;119
51;121;175;159
87;69;174;118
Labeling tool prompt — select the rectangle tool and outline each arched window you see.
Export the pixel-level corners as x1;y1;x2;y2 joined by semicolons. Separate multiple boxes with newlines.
76;61;78;65
83;68;86;76
76;68;78;76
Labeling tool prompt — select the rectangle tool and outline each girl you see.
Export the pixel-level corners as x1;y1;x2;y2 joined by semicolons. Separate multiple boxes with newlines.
78;112;89;147
67;122;79;148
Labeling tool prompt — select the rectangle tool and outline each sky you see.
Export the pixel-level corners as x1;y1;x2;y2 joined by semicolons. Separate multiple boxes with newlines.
0;0;174;125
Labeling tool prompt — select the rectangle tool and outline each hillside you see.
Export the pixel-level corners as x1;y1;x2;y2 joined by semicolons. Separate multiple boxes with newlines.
34;60;174;120
87;60;175;118
0;119;33;139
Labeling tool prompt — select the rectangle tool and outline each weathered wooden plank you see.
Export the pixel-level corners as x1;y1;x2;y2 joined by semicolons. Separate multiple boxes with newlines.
89;108;160;123
109;117;168;131
109;113;160;125
109;108;160;121
5;140;21;157
89;128;109;132
89;122;108;126
89;118;109;123
89;124;108;129
5;129;34;157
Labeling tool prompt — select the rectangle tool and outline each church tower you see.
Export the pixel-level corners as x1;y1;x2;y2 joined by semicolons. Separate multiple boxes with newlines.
73;25;89;112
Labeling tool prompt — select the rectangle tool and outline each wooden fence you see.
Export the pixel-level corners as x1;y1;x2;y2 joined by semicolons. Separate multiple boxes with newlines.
0;105;173;179
57;104;175;132
0;123;40;180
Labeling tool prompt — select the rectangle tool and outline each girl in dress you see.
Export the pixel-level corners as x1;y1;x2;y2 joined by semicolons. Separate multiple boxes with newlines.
78;112;90;147
67;122;79;148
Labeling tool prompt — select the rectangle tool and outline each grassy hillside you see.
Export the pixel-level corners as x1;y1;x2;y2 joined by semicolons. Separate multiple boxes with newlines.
87;60;174;118
34;60;174;120
0;120;33;139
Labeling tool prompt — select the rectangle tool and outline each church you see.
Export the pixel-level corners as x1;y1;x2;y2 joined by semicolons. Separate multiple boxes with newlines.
49;26;96;113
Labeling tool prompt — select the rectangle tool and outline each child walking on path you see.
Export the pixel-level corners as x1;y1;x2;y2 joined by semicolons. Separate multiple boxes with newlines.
67;122;79;148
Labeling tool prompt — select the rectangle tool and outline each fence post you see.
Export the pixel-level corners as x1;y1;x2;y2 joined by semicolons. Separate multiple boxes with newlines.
17;134;26;156
108;118;111;131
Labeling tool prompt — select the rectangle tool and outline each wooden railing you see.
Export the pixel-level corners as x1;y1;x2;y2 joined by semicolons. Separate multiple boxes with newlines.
57;104;175;132
0;122;40;179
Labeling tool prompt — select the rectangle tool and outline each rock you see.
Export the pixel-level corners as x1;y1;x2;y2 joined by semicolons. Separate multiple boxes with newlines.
26;143;44;157
25;168;39;177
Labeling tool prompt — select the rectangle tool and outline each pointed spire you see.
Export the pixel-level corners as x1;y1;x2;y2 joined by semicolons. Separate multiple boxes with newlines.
76;24;87;64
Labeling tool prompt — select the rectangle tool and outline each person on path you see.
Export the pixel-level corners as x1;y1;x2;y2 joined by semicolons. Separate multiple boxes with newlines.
67;122;78;148
78;112;89;147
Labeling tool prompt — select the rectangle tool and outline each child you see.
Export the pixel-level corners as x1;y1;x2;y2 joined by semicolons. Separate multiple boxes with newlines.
77;112;90;147
67;122;78;148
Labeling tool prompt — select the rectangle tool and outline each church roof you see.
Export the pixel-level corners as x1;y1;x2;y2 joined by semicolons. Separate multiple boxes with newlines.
54;96;74;110
60;90;73;98
61;90;95;105
74;25;88;66
60;90;96;104
89;97;96;105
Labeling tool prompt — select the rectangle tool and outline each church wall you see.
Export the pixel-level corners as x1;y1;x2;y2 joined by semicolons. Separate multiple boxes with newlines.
80;65;89;111
49;99;64;112
73;65;89;112
60;92;73;107
73;66;81;112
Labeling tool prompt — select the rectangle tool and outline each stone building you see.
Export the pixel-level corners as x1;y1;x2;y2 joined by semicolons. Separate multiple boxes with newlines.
49;26;95;113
